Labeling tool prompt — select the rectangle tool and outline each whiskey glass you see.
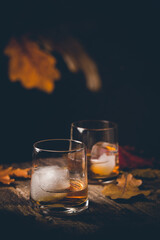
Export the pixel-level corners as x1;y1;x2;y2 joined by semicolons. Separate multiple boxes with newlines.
71;120;119;183
30;139;88;215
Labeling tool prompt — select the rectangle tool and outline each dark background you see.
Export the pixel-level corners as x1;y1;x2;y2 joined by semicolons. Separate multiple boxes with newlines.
0;1;160;164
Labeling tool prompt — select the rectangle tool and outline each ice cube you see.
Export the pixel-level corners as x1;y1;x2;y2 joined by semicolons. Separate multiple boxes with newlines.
30;166;70;202
90;153;116;175
91;141;116;159
90;142;116;176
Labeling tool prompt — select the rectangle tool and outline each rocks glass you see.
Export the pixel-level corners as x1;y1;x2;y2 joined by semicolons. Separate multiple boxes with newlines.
30;139;88;215
71;120;119;183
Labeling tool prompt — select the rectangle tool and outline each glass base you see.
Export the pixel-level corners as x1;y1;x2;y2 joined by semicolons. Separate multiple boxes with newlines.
38;199;89;216
88;172;119;185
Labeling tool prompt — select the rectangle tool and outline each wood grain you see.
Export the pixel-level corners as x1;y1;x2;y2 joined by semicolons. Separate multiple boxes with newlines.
0;165;160;239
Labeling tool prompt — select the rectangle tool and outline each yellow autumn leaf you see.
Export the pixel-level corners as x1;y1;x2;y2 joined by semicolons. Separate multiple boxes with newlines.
11;168;31;178
4;37;60;93
102;173;151;199
0;165;31;185
0;166;15;185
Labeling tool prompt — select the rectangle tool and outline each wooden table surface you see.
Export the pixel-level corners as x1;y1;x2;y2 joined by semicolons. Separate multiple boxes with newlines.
0;163;160;240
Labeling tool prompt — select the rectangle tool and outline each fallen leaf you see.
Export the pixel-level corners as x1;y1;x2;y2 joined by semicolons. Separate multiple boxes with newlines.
119;146;154;169
0;175;15;185
0;165;31;185
131;169;160;179
117;173;142;188
0;166;15;185
0;166;13;177
102;173;151;199
11;168;31;178
4;37;60;93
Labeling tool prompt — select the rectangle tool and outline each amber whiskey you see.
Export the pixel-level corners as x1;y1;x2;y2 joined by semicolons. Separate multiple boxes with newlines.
87;148;119;180
34;179;88;208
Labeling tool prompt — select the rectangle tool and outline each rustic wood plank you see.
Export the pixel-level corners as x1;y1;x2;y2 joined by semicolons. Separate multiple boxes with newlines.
0;165;160;239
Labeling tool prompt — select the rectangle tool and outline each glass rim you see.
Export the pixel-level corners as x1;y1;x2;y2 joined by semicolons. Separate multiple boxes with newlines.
71;120;117;131
33;138;86;153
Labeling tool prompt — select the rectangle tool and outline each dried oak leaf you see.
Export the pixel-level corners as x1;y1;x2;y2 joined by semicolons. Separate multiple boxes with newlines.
4;37;60;93
131;168;160;179
0;166;15;184
119;146;154;169
0;166;31;185
102;173;151;199
11;168;31;178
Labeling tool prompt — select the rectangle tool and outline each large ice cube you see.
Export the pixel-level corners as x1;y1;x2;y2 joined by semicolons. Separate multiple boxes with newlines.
91;142;116;159
30;166;70;202
90;142;116;176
